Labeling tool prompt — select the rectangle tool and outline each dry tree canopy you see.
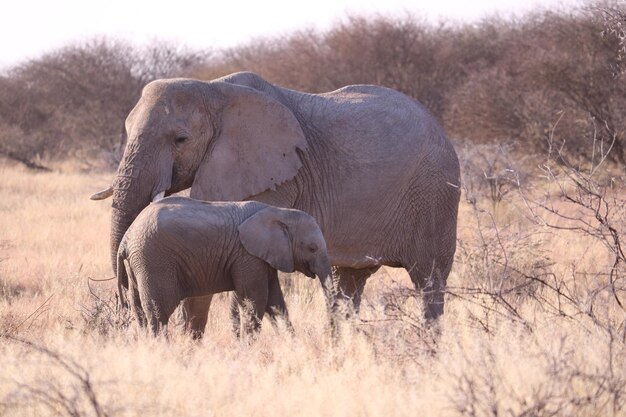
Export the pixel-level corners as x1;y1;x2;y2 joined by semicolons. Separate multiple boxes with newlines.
2;4;626;416
0;39;208;168
0;2;625;168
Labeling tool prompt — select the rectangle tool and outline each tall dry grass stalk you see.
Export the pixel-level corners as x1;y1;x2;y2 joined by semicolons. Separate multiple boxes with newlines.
1;161;624;416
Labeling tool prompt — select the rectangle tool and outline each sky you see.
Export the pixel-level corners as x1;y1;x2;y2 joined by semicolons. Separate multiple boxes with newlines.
1;0;578;67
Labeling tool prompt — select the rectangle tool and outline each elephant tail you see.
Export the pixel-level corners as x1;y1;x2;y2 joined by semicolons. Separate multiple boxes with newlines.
116;243;129;309
124;259;148;328
117;242;148;327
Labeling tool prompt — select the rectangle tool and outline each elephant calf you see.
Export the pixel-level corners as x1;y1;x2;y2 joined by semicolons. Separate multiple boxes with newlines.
118;196;336;336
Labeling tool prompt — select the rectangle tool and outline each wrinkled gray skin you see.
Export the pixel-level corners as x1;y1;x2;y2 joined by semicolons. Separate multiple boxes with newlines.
118;197;336;336
92;71;460;335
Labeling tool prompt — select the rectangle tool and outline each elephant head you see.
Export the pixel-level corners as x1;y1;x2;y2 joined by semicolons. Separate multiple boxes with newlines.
90;77;308;283
238;207;337;313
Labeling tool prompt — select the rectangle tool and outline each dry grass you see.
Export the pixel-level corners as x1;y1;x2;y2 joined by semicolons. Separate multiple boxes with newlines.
1;161;625;417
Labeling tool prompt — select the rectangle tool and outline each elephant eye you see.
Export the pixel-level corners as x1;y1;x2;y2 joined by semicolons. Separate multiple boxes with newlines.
308;244;318;253
175;136;188;146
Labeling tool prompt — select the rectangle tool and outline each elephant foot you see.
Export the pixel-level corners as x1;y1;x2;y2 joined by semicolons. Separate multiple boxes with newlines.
181;295;213;339
334;266;379;317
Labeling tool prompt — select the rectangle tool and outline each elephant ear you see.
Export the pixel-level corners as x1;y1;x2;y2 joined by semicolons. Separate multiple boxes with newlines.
238;208;294;273
191;83;308;201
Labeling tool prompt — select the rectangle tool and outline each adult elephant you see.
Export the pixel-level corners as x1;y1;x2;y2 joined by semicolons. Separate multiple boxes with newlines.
91;71;461;335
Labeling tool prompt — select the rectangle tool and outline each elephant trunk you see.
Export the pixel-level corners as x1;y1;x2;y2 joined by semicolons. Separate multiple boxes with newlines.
110;189;151;289
315;258;338;325
109;142;170;289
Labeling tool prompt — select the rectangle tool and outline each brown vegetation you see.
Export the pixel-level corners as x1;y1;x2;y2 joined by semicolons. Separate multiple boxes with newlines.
1;137;625;415
1;1;626;416
1;2;625;168
0;39;206;169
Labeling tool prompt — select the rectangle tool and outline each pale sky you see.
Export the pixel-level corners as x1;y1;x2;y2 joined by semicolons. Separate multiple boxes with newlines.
1;0;578;67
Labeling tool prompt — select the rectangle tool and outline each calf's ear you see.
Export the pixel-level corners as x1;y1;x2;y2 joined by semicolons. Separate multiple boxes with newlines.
238;208;294;273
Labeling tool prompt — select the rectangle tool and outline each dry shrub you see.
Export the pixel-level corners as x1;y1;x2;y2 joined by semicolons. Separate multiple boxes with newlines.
1;3;624;169
447;4;626;163
521;138;626;331
1;159;626;415
446;320;626;417
454;137;626;328
601;3;626;67
0;336;108;417
194;3;625;164
360;280;441;359
457;143;529;212
0;278;27;303
79;282;131;337
0;39;207;169
195;14;465;120
439;140;626;416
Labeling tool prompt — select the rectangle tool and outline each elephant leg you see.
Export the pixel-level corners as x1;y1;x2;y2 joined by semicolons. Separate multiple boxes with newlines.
235;292;267;337
181;295;213;339
229;294;241;338
144;303;170;336
124;260;146;327
140;277;181;336
232;271;268;338
126;266;147;328
407;259;451;321
335;266;380;315
230;273;292;336
264;272;294;333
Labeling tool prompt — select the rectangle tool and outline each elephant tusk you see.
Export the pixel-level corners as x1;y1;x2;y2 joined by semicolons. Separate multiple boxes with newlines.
90;187;113;200
152;191;165;202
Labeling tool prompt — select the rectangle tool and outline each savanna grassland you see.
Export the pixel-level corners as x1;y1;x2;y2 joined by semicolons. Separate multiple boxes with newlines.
1;2;626;416
1;150;625;416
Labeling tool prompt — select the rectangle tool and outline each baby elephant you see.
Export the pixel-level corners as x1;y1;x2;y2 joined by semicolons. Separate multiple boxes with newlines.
118;196;336;336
